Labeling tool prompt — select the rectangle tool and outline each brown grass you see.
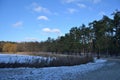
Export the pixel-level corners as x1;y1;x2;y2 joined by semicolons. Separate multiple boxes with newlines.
0;52;94;68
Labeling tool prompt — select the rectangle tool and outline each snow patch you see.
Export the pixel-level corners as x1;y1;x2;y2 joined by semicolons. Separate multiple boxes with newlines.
0;53;54;64
0;57;107;80
95;58;107;63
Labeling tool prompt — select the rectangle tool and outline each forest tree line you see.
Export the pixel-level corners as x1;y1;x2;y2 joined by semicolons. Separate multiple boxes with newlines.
0;11;120;56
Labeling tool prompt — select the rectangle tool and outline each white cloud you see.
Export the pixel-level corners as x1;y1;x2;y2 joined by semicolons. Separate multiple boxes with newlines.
52;29;61;33
42;28;51;32
77;3;86;8
68;8;77;14
25;37;38;41
42;28;61;33
12;21;23;27
62;0;76;3
34;6;42;12
32;2;50;14
92;0;101;4
37;16;48;20
62;0;101;4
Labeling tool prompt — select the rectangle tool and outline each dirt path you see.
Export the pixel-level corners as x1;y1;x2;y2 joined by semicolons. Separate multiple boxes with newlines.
77;59;120;80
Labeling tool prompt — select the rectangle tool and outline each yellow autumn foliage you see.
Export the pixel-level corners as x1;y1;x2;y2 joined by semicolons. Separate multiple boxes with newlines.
2;43;17;53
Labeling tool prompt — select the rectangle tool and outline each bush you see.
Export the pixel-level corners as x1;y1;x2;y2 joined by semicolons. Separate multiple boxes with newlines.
50;55;93;67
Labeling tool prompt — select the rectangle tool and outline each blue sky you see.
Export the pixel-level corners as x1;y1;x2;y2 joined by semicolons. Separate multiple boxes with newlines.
0;0;120;42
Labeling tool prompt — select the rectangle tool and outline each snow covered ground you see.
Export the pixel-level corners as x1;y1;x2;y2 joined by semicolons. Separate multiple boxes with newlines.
0;53;55;64
0;57;107;80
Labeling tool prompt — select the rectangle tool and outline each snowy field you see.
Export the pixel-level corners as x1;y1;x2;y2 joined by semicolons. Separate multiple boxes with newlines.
0;53;55;64
0;54;107;80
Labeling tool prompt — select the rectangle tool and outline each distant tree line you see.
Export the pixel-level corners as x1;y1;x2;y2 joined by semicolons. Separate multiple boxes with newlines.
0;10;120;56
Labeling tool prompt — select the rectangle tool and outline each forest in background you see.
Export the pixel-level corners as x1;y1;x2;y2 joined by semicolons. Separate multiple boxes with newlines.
0;10;120;56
